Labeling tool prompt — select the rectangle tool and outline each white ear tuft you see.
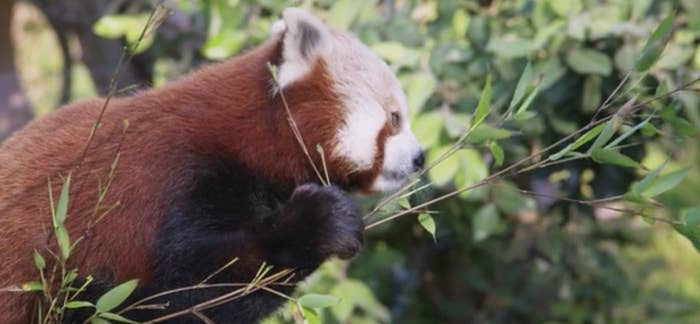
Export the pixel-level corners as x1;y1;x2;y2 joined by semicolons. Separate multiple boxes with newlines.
275;8;332;88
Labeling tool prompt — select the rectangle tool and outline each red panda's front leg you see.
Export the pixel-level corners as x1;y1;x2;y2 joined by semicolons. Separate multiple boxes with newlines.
115;180;364;323
259;183;365;269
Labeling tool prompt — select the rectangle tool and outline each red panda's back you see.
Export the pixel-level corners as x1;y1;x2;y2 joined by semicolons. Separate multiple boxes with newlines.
0;98;182;322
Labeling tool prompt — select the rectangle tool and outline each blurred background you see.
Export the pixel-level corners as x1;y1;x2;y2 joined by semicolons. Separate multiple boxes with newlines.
2;0;700;323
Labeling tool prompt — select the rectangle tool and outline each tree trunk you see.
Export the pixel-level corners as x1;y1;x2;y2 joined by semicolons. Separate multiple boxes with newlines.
0;0;34;143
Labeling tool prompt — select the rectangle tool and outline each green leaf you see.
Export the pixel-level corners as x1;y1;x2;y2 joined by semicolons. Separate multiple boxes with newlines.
636;13;674;72
508;62;534;112
566;48;613;76
684;207;700;227
33;250;45;270
99;312;138;324
548;124;605;160
451;9;469;36
201;32;247;60
21;281;43;292
328;0;366;30
630;160;668;196
96;279;139;313
93;16;129;38
473;204;501;241
403;72;436;114
471;75;492;129
673;207;700;253
640;166;691;198
298;294;341;309
55;226;71;260
469;125;512;142
329;280;389;323
587;121;617;153
90;318;111;324
486;37;533;58
453;149;489;199
65;301;95;309
489;142;504;167
301;306;320;324
590;149;639;168
605;115;653;149
427;146;460;186
55;174;71;226
418;213;437;242
514;85;539;116
413;111;443;148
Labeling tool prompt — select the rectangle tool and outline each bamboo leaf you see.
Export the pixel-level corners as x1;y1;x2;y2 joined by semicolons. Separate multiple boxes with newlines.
548;124;605;160
490;142;504;167
55;174;72;226
33;250;45;270
636;13;674;72
508;62;533;112
418;213;437;242
587;121;616;154
99;312;139;324
55;226;71;260
21;281;43;292
640;166;690;198
629;160;668;196
590;149;639;168
65;301;95;309
96;279;139;313
605;114;652;149
298;294;341;309
471;75;492;130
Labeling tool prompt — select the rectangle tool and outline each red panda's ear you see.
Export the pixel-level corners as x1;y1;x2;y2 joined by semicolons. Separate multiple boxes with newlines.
272;8;332;88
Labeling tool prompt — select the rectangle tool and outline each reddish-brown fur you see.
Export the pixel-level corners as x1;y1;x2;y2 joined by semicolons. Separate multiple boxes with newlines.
0;38;385;322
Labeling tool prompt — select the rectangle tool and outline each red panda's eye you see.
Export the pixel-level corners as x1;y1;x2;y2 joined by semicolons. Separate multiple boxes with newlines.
391;112;401;129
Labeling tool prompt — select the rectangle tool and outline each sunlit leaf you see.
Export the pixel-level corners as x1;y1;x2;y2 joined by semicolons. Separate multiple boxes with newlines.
33;250;45;270
427;146;460;186
55;226;71;260
21;281;43;292
96;279;139;313
636;13;674;72
100;312;139;323
65;301;95;309
301;306;320;324
469;125;512;143
55;174;71;226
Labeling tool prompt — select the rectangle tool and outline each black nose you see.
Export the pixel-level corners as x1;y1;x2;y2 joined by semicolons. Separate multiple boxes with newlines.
413;151;425;170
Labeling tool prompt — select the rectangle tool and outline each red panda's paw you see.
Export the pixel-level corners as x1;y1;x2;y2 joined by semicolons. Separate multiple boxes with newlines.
290;183;364;260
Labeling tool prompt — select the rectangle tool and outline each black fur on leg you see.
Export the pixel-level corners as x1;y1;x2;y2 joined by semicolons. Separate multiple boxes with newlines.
121;157;364;323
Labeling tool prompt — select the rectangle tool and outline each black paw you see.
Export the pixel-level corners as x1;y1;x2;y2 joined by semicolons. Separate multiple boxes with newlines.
290;183;364;260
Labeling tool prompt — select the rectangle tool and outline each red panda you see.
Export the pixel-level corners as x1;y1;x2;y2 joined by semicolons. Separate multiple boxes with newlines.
0;8;423;323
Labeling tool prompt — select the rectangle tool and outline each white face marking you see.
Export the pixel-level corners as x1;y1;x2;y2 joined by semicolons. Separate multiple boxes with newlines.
272;8;422;192
323;34;421;192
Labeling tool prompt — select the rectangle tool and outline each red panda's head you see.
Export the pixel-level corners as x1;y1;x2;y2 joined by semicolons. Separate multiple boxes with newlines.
269;8;424;193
